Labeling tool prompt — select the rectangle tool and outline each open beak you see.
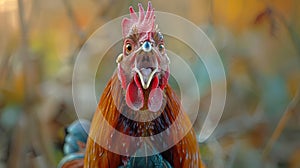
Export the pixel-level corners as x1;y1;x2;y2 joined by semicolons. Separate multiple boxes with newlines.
134;67;158;89
133;41;159;89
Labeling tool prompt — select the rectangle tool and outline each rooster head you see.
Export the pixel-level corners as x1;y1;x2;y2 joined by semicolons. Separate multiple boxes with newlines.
116;2;170;112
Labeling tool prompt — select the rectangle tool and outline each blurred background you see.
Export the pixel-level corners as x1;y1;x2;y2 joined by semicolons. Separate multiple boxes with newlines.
0;0;300;167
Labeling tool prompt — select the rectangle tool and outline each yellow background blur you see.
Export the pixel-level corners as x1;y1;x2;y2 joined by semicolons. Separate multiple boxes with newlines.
0;0;300;167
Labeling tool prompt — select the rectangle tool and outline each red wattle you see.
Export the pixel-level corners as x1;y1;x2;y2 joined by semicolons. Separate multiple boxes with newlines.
125;76;144;111
148;75;163;112
148;87;163;112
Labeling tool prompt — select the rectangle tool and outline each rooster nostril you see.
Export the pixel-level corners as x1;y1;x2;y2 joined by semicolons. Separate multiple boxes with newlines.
142;41;152;52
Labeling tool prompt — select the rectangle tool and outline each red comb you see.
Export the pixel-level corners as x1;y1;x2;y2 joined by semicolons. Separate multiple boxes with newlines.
122;1;155;38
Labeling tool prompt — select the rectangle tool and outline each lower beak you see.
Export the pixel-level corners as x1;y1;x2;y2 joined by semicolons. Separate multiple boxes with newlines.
135;67;158;89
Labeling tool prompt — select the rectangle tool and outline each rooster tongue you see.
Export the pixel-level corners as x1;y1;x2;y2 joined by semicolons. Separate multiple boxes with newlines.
140;68;152;86
125;76;144;111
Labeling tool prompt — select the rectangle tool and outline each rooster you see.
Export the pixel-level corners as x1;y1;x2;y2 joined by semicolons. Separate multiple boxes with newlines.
59;2;205;168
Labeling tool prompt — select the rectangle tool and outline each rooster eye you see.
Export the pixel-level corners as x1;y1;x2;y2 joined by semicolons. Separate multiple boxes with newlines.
125;43;133;54
158;44;165;53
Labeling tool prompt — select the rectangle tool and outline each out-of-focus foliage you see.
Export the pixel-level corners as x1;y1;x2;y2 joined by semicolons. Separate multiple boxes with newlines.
0;0;300;167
